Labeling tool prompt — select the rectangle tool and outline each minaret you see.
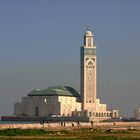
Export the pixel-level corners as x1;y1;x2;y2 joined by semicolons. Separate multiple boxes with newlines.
81;28;97;111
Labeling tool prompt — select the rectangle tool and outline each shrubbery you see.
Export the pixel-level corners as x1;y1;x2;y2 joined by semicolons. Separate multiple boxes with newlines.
0;128;49;136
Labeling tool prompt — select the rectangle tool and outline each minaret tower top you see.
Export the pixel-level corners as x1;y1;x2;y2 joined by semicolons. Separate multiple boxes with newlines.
83;28;95;47
85;27;93;36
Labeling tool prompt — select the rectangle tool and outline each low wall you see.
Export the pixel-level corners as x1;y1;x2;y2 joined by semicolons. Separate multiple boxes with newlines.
0;122;140;130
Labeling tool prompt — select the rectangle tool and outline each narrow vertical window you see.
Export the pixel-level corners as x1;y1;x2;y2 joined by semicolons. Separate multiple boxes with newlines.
88;38;91;47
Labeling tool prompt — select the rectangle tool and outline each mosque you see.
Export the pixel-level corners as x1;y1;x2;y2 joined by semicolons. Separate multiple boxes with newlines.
14;29;119;122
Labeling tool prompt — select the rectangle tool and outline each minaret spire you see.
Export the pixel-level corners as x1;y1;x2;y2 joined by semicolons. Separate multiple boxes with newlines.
87;25;90;31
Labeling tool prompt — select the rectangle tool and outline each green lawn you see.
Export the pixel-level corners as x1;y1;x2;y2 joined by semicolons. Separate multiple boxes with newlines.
0;128;140;140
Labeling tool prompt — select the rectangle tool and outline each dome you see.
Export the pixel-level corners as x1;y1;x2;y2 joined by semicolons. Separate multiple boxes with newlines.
85;30;93;36
27;86;80;97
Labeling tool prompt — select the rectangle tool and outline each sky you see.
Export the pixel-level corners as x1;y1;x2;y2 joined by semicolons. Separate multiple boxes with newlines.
0;0;140;117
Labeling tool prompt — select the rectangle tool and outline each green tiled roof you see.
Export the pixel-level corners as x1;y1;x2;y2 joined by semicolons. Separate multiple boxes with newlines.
27;86;80;97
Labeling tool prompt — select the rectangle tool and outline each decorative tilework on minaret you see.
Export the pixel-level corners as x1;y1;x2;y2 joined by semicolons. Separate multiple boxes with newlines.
81;28;97;111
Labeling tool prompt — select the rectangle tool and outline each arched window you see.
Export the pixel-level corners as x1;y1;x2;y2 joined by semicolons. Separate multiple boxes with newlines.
88;38;91;47
35;106;39;117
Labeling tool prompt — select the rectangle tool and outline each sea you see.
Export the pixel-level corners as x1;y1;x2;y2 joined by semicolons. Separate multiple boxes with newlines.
0;121;39;124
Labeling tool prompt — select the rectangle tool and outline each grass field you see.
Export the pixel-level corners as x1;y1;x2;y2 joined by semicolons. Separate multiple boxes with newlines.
0;128;140;140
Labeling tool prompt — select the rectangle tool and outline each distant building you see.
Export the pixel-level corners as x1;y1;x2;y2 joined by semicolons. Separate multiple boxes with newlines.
14;29;119;122
134;108;140;119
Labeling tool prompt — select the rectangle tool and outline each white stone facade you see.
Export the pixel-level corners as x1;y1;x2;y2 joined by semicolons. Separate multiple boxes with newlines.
14;95;81;117
81;30;97;111
58;96;81;116
80;29;118;120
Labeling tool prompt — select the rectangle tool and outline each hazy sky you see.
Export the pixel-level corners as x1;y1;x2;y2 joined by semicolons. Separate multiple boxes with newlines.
0;0;140;117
